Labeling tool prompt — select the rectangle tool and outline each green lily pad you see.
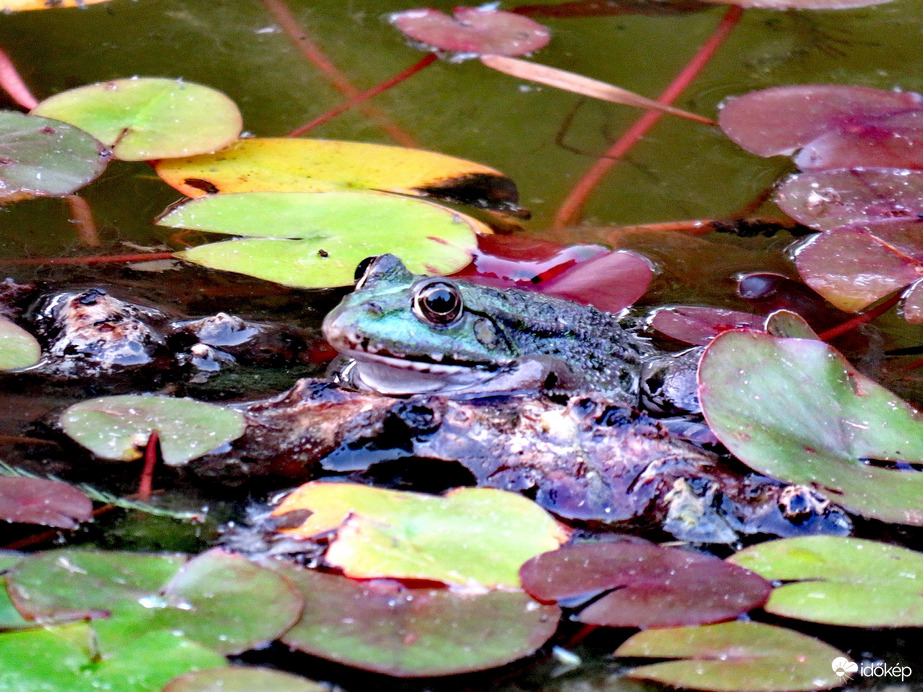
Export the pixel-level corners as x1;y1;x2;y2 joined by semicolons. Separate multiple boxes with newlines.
271;482;569;589
0;623;226;692
0;111;107;203
0;552;31;630
161;190;483;288
698;329;923;524
59;394;246;466
273;562;560;677
615;621;846;692
31;78;242;161
6;548;303;655
164;666;327;692
730;536;923;627
0;316;40;370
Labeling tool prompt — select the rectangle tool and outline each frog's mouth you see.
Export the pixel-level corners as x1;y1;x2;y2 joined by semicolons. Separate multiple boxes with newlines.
338;348;496;395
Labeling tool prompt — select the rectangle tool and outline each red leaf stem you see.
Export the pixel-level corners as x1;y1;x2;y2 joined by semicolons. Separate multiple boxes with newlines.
261;0;418;147
287;53;437;137
66;195;101;247
553;5;743;229
0;45;38;110
138;430;159;502
817;291;903;342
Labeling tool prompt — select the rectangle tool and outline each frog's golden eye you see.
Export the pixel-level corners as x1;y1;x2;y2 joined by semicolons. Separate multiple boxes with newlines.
413;280;463;326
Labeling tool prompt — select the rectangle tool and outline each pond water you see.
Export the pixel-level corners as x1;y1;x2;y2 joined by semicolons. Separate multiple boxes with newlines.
1;1;923;690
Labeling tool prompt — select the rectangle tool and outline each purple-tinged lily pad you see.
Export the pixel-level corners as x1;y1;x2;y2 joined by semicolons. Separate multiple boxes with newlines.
0;552;31;630
60;394;246;466
795;110;923;170
730;536;923;627
6;548;303;655
0;477;92;529
718;85;922;158
164;666;326;692
776;168;923;230
272;562;560;678
31;78;242;161
0;111;107;203
0;315;40;371
791;219;923;312
615;621;847;692
699;329;923;525
649;306;765;345
390;7;550;57
519;540;771;628
0;623;226;692
901;278;923;323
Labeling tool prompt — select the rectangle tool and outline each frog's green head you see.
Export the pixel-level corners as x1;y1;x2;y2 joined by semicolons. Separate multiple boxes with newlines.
322;254;518;393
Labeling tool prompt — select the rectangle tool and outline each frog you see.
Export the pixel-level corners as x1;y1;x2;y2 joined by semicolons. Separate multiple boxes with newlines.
322;253;665;407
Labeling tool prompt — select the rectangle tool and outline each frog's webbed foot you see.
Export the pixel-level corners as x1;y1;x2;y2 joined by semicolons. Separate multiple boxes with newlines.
640;346;703;415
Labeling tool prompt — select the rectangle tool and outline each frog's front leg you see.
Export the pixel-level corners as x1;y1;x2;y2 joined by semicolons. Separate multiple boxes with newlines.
640;347;703;415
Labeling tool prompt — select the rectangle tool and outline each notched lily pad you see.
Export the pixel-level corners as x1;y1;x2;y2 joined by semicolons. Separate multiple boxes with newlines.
6;548;303;655
615;621;846;692
519;540;771;628
271;482;569;589
649;306;764;345
0;477;92;528
273;563;560;678
60;394;246;466
162;190;483;289
0;623;226;692
730;536;923;627
32;78;242;161
390;7;550;57
699;329;923;525
154;138;523;214
0;111;107;203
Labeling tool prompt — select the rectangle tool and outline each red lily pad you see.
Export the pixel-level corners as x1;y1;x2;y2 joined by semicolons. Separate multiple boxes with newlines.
792;219;923;312
795;110;923;171
272;563;560;678
6;548;303;655
390;7;549;57
164;666;326;692
718;85;923;158
0;477;92;529
649;306;765;345
519;540;771;629
776;168;923;230
699;329;923;525
615;621;847;692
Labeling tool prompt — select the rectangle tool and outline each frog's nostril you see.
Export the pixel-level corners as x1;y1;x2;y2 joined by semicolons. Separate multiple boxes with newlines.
367;302;383;316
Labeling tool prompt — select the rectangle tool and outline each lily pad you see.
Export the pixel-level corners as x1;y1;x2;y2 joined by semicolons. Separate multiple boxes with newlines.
0;111;107;203
6;548;303;655
615;621;846;692
0;624;226;692
31;78;242;161
775;168;923;230
792;219;923;312
271;482;569;589
519;540;771;628
649;306;765;345
164;667;326;692
718;85;922;158
698;329;923;524
730;536;923;627
902;278;923;323
162;191;484;289
59;394;246;466
273;563;560;677
0;552;30;630
0;315;40;370
389;7;550;56
795;110;923;171
154;138;522;214
0;477;92;528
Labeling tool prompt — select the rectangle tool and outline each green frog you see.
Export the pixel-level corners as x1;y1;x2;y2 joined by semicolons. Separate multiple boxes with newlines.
323;254;666;407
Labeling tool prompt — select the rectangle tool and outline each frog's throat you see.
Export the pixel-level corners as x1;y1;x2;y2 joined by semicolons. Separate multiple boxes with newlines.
339;350;496;395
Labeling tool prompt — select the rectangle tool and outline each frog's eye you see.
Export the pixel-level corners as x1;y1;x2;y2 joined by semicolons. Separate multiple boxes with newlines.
413;280;463;326
353;256;381;288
